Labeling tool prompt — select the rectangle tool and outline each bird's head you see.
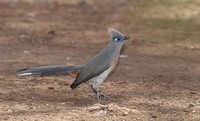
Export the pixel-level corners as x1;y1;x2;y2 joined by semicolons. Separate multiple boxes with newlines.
108;28;129;43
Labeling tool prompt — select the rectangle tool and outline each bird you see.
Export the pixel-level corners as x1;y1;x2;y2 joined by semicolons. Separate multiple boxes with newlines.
16;28;129;100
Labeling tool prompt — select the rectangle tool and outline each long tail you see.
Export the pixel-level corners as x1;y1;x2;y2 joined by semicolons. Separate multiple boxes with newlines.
16;65;84;76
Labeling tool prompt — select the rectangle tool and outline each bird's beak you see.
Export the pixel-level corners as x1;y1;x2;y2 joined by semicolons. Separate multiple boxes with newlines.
124;36;129;40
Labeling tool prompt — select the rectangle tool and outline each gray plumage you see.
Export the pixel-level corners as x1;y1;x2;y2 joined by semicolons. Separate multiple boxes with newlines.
16;28;128;100
16;65;83;76
70;36;124;89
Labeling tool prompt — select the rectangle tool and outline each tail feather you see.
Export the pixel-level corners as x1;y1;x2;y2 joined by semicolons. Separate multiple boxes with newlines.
16;65;83;76
70;79;79;90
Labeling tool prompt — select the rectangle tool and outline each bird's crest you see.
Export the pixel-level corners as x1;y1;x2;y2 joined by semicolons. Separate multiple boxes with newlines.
108;28;128;42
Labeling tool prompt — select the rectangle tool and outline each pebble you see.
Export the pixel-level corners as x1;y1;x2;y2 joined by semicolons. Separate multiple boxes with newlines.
0;76;3;79
188;104;194;108
151;115;157;118
48;87;55;90
119;55;128;58
24;50;31;54
20;34;26;39
190;91;196;94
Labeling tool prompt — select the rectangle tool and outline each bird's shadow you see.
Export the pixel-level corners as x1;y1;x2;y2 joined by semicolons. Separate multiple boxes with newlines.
0;86;122;108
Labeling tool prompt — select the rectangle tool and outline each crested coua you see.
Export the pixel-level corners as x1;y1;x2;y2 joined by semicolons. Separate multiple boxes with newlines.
17;28;129;100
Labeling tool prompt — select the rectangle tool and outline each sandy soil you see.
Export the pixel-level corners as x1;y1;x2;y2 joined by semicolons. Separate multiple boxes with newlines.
0;0;200;121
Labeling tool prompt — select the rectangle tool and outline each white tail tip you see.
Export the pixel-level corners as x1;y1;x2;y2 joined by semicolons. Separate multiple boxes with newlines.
17;72;33;76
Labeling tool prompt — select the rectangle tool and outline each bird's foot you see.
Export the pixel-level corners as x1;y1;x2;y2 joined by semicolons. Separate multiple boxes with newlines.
89;93;112;100
98;93;112;100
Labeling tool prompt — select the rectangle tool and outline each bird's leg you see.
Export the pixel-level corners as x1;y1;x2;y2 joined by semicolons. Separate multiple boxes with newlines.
98;91;112;100
96;87;100;102
90;85;100;101
90;85;111;100
90;85;98;94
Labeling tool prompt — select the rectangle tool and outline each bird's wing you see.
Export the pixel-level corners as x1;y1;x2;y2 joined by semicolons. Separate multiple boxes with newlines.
70;54;111;89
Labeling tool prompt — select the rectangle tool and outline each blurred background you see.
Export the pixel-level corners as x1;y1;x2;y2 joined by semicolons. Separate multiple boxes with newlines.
0;0;200;121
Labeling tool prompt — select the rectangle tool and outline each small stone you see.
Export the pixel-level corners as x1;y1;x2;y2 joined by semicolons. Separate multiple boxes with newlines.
66;57;71;61
151;115;157;118
119;55;128;58
190;91;196;94
24;50;31;54
48;87;55;90
188;104;194;108
48;30;55;35
0;76;3;79
64;83;69;86
20;34;26;39
61;103;65;105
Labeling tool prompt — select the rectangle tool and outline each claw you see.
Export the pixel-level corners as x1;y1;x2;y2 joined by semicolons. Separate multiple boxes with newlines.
98;93;112;100
90;85;112;101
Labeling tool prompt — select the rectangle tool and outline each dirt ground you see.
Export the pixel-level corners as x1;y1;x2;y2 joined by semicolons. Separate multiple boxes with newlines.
0;0;200;121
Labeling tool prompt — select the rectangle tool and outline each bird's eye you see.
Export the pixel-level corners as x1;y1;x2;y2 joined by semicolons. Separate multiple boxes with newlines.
113;37;120;42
